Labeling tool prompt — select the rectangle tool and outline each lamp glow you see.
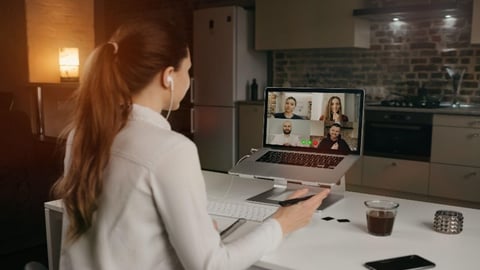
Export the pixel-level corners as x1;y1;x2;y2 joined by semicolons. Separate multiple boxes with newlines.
59;48;79;82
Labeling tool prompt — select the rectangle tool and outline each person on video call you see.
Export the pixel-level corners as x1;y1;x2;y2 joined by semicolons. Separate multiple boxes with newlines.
273;96;303;119
51;15;330;270
317;123;351;154
319;96;349;123
271;120;302;146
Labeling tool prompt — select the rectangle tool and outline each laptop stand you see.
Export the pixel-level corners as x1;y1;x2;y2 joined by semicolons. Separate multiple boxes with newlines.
247;176;346;211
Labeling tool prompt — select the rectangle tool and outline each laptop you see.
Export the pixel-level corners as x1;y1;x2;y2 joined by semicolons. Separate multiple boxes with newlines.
229;87;365;187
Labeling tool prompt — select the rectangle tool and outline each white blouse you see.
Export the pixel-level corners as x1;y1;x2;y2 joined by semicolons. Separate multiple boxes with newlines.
59;104;283;270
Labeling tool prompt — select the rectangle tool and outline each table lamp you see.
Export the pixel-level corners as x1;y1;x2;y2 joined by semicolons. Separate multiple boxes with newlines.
59;48;79;82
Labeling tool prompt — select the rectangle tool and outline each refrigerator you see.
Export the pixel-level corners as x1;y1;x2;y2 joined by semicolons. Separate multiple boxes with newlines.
192;6;267;172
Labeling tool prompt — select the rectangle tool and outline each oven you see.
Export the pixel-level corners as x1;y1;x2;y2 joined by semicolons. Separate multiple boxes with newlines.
363;110;433;162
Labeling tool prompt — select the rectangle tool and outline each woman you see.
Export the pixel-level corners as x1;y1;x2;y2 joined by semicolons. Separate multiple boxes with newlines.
273;96;303;119
319;96;349;123
317;123;351;154
52;17;329;270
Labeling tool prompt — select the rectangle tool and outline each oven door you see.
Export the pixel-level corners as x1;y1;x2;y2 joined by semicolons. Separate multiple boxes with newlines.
364;112;432;161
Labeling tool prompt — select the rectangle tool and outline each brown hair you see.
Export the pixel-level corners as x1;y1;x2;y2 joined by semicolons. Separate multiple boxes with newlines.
52;17;189;242
323;96;344;121
327;123;343;139
285;96;297;106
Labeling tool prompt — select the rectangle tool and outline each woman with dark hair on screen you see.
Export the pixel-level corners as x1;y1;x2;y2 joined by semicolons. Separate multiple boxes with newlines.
273;96;303;119
319;96;349;123
52;16;329;270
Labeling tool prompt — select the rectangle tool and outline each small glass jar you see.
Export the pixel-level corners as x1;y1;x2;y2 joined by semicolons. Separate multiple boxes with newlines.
364;200;400;236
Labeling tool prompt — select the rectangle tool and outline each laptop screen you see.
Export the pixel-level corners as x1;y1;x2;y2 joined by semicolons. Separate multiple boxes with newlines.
263;87;364;155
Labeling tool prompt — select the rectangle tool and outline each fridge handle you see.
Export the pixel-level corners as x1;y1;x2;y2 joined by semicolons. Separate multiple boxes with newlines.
190;108;195;134
190;78;195;103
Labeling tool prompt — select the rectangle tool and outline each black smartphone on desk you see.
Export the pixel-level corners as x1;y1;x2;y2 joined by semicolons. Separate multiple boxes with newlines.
364;254;435;270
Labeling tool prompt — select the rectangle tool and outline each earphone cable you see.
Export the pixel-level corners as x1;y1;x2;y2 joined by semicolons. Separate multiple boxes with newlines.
165;82;174;120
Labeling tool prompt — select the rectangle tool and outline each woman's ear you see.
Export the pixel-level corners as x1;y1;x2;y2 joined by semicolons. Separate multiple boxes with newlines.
161;67;175;89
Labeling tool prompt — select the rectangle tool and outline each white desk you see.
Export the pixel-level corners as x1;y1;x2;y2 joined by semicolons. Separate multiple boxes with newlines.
46;170;480;270
44;198;63;270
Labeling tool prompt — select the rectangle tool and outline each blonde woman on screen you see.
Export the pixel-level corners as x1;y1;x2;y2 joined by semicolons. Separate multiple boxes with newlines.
319;96;349;123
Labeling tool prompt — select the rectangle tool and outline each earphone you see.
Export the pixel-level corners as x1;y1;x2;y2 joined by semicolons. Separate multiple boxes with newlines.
165;75;174;120
167;76;174;88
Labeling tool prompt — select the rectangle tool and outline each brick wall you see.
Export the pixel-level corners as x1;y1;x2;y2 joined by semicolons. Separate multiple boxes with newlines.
101;0;480;104
273;0;480;104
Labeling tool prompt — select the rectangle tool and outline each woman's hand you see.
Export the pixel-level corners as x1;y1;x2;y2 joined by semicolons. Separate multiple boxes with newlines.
272;188;330;236
333;112;340;122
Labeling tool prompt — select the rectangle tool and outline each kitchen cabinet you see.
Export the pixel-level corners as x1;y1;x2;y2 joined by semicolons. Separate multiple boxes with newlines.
345;157;362;185
429;114;480;202
431;115;480;167
362;156;430;195
430;164;480;203
350;107;480;208
237;101;264;161
255;0;370;50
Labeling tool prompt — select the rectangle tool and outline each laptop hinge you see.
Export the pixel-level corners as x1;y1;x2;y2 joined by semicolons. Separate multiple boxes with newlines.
273;178;288;189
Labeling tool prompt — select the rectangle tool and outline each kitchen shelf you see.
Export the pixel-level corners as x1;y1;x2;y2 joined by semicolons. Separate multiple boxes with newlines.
353;2;471;21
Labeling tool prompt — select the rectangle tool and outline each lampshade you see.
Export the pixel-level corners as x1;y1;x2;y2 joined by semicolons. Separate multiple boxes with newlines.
59;48;79;82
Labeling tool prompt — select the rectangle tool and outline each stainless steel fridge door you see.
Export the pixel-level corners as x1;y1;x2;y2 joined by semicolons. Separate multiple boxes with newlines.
193;7;235;106
193;105;236;172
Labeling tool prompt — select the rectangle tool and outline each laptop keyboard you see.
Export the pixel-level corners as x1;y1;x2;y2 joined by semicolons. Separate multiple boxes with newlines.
256;151;344;169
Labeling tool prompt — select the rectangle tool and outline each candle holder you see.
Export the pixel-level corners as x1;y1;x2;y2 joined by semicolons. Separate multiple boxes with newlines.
433;210;463;234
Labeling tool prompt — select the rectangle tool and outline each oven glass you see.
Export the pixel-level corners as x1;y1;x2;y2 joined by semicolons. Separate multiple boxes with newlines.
364;111;432;161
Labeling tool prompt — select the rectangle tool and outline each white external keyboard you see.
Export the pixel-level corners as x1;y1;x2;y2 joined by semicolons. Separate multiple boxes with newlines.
207;200;278;222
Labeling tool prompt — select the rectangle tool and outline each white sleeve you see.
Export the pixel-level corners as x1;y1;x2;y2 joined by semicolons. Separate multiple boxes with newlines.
292;135;301;146
270;134;283;145
151;140;283;270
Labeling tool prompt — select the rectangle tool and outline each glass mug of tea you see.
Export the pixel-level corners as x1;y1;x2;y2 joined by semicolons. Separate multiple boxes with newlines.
364;200;400;236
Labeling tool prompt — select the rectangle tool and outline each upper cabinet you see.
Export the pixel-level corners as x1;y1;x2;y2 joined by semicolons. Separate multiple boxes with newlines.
254;0;370;50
